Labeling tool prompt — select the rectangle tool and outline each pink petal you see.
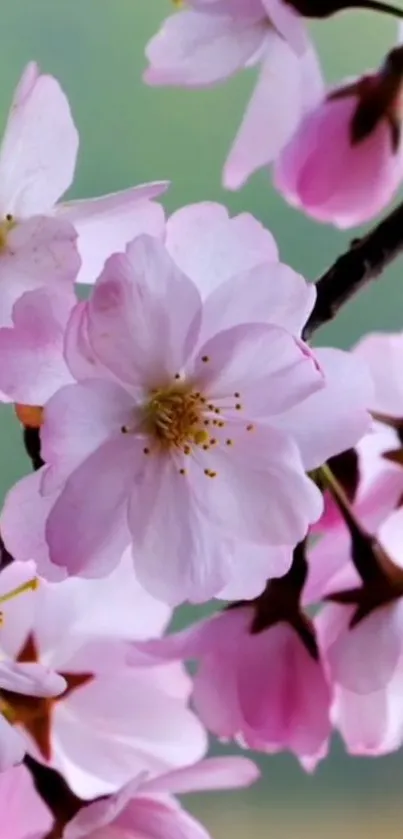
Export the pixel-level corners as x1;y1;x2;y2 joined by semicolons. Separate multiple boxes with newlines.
272;347;373;470
262;0;308;53
199;261;315;342
87;235;202;387
0;470;65;582
223;33;303;189
0;718;25;772
237;624;331;764
0;215;79;327
64;300;109;382
120;797;212;839
0;660;65;697
318;602;403;693
166;202;278;299
45;436;135;578
41;378;135;491
53;664;207;798
354;332;403;417
216;543;292;601
145;10;266;87
334;669;403;756
71;549;171;641
129;455;230;604
0;287;74;404
59;183;168;285
144;756;259;795
0;64;78;216
0;764;52;835
191;323;323;416
189;424;323;545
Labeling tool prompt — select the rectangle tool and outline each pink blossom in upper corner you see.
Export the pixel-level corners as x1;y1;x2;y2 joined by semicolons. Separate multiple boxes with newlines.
64;756;259;839
0;557;206;798
274;44;403;228
0;61;167;314
0;764;53;839
129;604;331;771
145;1;325;189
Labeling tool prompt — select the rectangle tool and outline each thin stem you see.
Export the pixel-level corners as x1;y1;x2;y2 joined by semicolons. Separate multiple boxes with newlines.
356;0;403;19
304;199;403;340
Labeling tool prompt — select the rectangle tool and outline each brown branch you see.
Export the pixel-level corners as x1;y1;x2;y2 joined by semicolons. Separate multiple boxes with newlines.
24;755;84;838
303;199;403;340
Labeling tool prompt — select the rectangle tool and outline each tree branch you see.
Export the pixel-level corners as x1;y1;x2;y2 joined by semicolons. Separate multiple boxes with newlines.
303;199;403;340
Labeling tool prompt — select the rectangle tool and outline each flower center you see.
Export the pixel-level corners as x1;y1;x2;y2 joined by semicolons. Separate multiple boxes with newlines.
0;634;93;760
141;382;210;450
0;214;15;251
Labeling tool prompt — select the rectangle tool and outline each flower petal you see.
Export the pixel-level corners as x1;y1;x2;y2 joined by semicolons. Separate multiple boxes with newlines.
0;215;80;327
145;10;266;86
45;436;135;577
87;235;202;387
59;183;167;285
0;63;78;216
271;347;373;470
166;202;278;299
192;323;323;416
223;33;303;189
199;262;315;343
0;287;74;404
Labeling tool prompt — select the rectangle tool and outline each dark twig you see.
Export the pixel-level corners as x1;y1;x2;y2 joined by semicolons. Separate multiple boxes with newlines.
304;199;403;340
24;755;84;838
22;426;44;471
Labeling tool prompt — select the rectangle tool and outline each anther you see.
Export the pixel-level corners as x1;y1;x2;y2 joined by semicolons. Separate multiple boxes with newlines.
234;392;240;398
179;468;186;475
235;403;242;411
246;424;254;431
201;355;210;363
226;439;233;446
143;447;150;454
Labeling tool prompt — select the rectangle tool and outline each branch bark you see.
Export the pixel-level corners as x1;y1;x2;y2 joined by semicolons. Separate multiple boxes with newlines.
303;199;403;340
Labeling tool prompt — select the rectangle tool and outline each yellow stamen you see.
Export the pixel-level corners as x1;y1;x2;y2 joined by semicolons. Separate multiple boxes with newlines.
0;214;16;252
0;578;38;606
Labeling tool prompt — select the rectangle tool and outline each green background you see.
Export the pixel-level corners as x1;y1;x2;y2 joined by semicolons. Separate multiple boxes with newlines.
2;2;403;836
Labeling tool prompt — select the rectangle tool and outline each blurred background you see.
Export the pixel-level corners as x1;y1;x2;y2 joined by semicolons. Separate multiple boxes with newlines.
2;1;403;836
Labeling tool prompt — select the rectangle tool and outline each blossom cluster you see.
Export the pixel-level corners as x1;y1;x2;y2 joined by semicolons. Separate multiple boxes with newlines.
2;0;403;836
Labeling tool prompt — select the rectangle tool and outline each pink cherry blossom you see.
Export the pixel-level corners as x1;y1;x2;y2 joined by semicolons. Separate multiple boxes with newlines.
145;2;324;189
274;56;403;227
0;764;52;838
4;231;328;604
0;558;206;799
0;61;166;326
64;756;259;839
1;206;374;602
129;607;331;771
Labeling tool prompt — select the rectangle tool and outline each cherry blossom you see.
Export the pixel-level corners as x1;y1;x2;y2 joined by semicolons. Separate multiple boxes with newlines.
0;557;206;798
64;757;258;839
145;1;324;189
0;231;325;604
128;602;331;771
274;44;403;227
0;61;167;331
